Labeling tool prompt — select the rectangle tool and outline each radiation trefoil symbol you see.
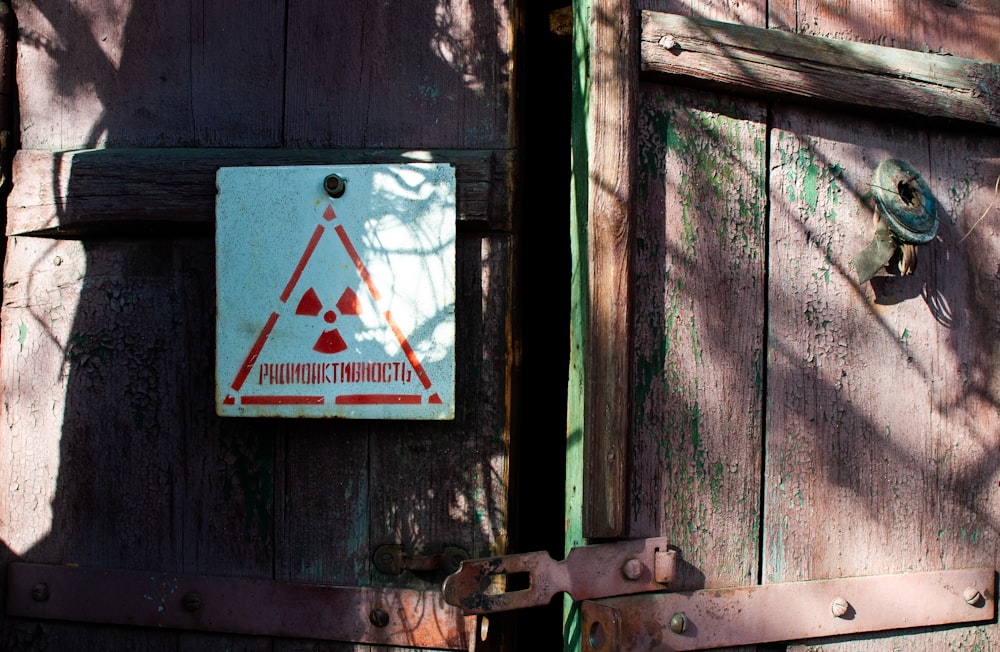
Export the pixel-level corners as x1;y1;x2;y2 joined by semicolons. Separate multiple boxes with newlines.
215;164;456;420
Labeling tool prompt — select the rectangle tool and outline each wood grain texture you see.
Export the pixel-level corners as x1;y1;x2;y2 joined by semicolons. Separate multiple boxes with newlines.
283;0;512;149
583;0;637;539
766;107;1000;651
14;0;513;151
769;0;1000;64
0;233;512;652
8;148;511;236
641;11;1000;129
631;85;767;587
14;0;284;150
0;237;274;651
3;2;517;650
640;0;766;26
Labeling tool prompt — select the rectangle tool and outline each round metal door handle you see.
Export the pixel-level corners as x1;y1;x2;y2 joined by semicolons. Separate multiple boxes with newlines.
853;159;938;284
872;158;937;245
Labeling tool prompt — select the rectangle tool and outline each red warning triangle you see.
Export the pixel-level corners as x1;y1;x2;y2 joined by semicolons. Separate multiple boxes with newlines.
224;201;440;410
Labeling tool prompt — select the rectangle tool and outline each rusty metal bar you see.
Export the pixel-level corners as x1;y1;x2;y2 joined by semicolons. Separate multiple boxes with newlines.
7;562;478;650
581;568;995;651
443;538;678;614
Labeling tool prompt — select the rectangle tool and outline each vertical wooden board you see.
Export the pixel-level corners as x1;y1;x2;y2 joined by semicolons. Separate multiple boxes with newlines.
158;240;277;588
0;237;182;651
631;85;766;590
767;107;1000;650
15;0;283;149
0;237;276;651
187;0;285;146
274;428;371;652
284;0;511;149
276;429;370;588
766;108;934;582
584;0;642;539
768;0;999;62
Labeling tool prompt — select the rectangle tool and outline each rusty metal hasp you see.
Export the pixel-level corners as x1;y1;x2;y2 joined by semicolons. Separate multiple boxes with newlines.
6;562;478;650
442;538;677;614
581;567;995;651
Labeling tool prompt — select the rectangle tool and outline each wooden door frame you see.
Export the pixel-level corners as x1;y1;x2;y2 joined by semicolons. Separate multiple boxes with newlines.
575;0;637;539
572;0;1000;540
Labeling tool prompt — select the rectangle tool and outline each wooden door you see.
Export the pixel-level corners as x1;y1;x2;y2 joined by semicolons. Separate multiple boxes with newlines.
0;1;548;650
573;0;1000;648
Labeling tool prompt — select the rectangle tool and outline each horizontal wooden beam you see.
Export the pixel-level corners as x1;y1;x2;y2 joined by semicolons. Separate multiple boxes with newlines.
8;148;512;236
641;10;1000;128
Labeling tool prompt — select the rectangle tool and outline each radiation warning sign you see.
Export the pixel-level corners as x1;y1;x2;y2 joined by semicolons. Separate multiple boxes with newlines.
215;163;456;419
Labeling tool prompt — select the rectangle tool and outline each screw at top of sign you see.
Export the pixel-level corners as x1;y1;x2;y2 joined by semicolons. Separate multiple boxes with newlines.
324;174;347;198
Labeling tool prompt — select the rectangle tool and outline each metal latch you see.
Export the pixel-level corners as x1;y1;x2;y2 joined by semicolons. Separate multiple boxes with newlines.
443;537;678;614
6;562;480;650
581;567;995;651
373;543;470;576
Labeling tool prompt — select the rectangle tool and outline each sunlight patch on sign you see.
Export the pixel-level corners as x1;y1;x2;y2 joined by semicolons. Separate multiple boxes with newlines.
215;163;456;419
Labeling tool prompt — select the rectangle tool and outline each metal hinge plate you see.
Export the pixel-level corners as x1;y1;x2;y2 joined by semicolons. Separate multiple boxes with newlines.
581;567;995;651
6;562;479;650
443;537;678;613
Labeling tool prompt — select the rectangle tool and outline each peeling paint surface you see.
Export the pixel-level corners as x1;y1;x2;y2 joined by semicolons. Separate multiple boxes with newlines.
630;85;767;588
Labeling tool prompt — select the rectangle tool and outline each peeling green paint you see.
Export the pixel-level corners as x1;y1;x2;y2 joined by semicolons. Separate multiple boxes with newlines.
16;322;26;351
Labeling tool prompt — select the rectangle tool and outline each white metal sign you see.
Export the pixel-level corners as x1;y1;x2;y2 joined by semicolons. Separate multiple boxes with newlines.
216;163;456;419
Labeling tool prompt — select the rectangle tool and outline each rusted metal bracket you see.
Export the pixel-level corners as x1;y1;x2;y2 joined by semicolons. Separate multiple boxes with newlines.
443;538;678;614
581;568;996;651
6;562;480;650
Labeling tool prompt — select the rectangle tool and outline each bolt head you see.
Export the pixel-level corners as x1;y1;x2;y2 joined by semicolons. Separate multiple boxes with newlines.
621;558;643;581
369;607;390;628
182;591;202;612
831;596;850;618
31;583;49;602
669;612;687;634
964;587;984;606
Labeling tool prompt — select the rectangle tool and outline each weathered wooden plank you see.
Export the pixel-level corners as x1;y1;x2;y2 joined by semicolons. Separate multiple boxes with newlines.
583;0;637;539
7;148;511;236
5;3;518;652
643;0;766;26
769;0;1000;65
14;1;284;150
766;106;1000;651
283;1;511;149
640;11;1000;128
630;85;767;587
0;237;190;651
